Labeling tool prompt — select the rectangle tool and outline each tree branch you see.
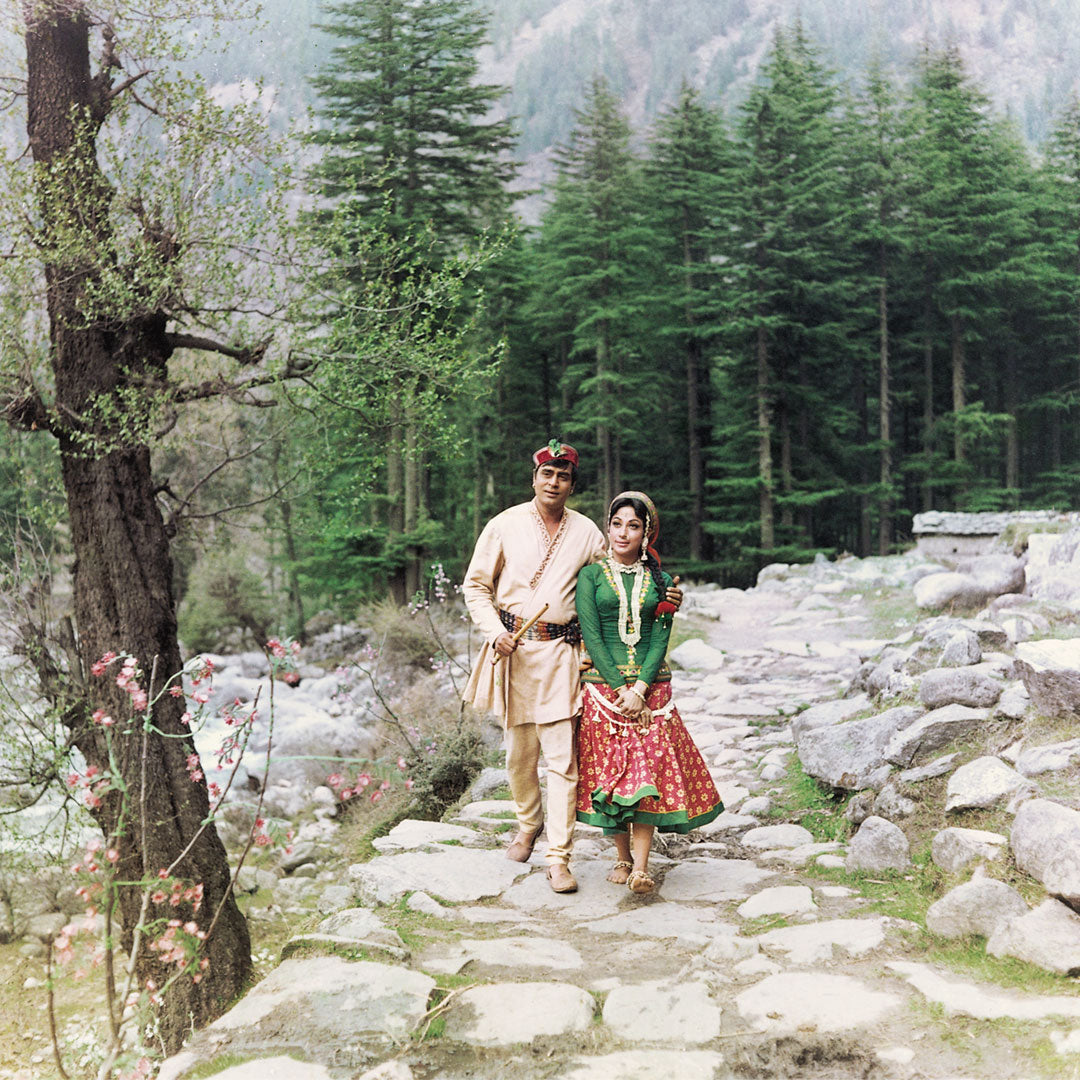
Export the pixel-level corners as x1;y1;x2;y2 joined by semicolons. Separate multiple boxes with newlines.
165;332;272;365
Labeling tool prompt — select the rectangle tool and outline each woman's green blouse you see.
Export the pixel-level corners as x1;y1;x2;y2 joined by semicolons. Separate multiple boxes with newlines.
575;562;674;689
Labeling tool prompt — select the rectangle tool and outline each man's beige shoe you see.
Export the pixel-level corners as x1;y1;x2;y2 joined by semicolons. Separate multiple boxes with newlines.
546;863;577;893
505;824;542;862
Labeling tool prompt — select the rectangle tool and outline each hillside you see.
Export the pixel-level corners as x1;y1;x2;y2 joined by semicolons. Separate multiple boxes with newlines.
228;0;1080;211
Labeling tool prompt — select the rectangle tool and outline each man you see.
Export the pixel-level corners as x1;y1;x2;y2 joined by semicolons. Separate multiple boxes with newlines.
462;440;601;893
462;440;681;893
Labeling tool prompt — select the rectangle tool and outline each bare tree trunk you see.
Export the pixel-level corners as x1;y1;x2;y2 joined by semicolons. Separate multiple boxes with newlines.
878;274;893;556
951;314;967;484
386;406;406;604
854;354;871;557
683;219;705;563
24;3;250;1053
597;324;614;509
271;441;306;640
1004;344;1019;497
756;326;775;550
921;297;934;512
404;415;420;599
778;401;793;532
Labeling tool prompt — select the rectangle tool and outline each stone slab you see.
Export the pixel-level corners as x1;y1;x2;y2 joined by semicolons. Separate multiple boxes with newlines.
372;819;483;851
756;917;889;963
210;1059;332;1080
209;958;434;1044
446;982;594;1046
502;860;626;917
420;935;583;975
560;1051;726;1080
737;885;816;920
348;847;530;905
735;973;900;1034
581;905;738;946
603;980;722;1044
889;961;1080;1020
659;860;776;902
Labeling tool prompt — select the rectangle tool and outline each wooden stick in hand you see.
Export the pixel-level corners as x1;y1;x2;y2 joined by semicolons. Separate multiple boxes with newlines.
491;603;550;664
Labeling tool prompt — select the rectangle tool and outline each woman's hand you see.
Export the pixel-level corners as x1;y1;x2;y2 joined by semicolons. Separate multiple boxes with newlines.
615;684;648;720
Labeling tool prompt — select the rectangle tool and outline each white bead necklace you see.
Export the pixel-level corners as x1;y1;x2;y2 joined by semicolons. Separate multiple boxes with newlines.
604;556;646;652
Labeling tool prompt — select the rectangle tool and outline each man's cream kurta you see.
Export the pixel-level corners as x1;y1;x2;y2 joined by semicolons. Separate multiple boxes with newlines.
462;501;605;727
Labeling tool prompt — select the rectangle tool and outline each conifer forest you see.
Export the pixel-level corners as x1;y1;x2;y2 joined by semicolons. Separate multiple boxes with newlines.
4;0;1080;643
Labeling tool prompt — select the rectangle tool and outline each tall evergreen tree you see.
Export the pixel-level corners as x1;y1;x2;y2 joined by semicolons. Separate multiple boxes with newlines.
643;84;735;564
531;78;656;511
719;26;853;558
307;0;516;601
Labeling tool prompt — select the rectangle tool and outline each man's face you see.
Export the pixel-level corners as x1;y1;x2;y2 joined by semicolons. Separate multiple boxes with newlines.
532;462;574;513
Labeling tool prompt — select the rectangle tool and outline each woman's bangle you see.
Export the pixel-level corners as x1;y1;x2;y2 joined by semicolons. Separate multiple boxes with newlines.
625;684;646;702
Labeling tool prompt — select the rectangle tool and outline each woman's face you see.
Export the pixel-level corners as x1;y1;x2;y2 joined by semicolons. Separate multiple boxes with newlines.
608;506;645;563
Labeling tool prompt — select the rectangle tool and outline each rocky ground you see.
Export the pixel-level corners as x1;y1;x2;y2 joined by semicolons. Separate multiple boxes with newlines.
6;533;1080;1080
153;539;1080;1080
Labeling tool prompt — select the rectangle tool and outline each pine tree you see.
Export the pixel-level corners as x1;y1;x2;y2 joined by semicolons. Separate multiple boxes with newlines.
643;84;735;565
307;0;516;600
720;25;854;558
530;78;658;511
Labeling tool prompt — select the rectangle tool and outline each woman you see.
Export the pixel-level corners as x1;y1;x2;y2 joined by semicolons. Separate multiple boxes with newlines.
575;492;723;894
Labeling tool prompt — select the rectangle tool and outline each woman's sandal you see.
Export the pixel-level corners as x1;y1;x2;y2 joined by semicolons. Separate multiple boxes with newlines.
607;860;633;884
627;868;655;895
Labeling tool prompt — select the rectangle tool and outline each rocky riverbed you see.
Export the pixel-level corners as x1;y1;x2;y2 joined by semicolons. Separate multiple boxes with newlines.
6;530;1080;1080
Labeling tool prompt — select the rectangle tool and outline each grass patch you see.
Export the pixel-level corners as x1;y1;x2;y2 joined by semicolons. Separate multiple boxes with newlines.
927;940;1076;996
739;913;796;935
766;758;852;842
188;1054;257;1079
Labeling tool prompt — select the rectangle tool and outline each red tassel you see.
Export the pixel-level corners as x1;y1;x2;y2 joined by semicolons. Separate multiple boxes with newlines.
656;601;677;616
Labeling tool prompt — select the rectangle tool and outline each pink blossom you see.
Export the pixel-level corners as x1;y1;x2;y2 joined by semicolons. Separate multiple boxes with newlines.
326;773;343;789
151;890;167;903
254;833;271;847
370;790;383;804
404;778;414;790
130;689;148;711
169;686;184;697
397;756;408;771
180;711;193;725
189;770;203;783
105;848;119;864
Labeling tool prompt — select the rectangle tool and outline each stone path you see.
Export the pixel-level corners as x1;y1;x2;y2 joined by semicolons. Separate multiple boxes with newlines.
165;570;1080;1080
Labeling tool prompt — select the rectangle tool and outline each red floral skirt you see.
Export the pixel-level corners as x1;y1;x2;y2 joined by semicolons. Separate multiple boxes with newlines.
576;681;723;834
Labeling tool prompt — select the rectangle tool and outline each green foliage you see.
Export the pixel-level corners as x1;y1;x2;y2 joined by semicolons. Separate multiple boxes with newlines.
178;549;274;653
403;720;487;822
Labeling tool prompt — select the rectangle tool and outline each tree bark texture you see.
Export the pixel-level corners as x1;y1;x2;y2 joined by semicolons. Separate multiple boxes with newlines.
756;325;775;550
25;2;250;1053
878;273;893;555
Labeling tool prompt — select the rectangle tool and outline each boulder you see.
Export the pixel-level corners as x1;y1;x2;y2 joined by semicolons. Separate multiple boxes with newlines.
1013;640;1080;719
914;572;987;610
986;899;1080;975
741;824;815;850
1015;739;1080;777
883;704;988;768
669;639;726;671
940;630;981;667
898;753;959;784
1010;799;1080;906
796;705;923;790
873;785;917;820
925;878;1028;939
955;554;1026;599
790;694;870;740
845;816;910;872
931;828;1008;873
918;668;1002;709
945;757;1034;813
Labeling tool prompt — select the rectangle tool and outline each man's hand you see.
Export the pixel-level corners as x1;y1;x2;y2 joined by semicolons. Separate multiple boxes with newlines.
493;631;519;657
665;574;683;611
